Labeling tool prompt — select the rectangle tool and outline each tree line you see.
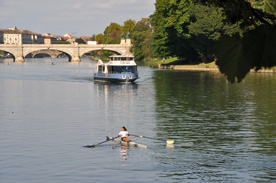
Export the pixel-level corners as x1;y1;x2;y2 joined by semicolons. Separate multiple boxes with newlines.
93;0;276;82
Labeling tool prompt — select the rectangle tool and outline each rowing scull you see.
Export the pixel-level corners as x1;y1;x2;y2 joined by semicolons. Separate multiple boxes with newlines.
107;136;147;149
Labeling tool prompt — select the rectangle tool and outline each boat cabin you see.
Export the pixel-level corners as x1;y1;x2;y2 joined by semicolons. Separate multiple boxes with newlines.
96;55;137;74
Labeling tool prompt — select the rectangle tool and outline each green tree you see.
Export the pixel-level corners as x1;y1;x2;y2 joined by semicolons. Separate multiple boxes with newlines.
151;0;199;61
202;0;276;82
55;40;70;44
122;19;136;38
264;0;276;15
188;3;242;63
253;0;264;10
95;34;104;44
188;4;223;62
131;18;152;61
75;38;86;44
103;23;122;44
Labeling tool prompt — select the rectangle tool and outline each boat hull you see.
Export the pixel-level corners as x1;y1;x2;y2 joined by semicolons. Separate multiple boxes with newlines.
94;73;138;83
107;136;147;149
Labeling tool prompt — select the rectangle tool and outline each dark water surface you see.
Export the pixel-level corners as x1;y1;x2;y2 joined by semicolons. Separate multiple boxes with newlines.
1;58;275;182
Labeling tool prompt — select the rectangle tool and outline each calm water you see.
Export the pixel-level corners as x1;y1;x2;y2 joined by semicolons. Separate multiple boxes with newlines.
0;58;275;183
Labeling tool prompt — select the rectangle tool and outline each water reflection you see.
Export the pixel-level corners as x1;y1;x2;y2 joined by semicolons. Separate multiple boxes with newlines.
153;70;276;182
94;82;138;113
120;145;129;161
94;82;138;98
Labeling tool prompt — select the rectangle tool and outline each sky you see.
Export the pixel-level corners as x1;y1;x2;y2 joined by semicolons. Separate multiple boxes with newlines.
0;0;155;37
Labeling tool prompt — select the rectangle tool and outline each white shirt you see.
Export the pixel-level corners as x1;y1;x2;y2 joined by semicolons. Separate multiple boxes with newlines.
119;131;129;138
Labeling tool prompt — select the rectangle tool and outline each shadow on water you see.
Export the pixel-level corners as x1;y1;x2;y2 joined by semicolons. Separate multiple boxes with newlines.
152;70;276;182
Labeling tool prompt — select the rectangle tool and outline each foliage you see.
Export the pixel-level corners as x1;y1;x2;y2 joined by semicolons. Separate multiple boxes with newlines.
100;50;112;61
95;34;104;44
122;19;136;38
264;0;276;16
55;40;70;44
103;23;122;44
151;0;196;60
131;18;152;61
188;4;223;62
141;57;184;68
201;0;276;82
253;0;264;10
188;3;243;63
216;24;276;82
150;0;243;63
75;38;86;44
91;34;96;41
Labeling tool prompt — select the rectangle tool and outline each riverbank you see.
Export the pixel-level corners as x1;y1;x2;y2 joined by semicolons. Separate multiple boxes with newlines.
143;58;276;73
172;65;276;73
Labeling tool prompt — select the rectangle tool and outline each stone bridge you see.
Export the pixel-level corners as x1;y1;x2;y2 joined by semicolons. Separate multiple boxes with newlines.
27;50;64;58
0;41;132;62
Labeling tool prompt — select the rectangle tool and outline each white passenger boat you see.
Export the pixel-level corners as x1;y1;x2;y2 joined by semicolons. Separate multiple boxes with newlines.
93;55;139;82
106;136;147;149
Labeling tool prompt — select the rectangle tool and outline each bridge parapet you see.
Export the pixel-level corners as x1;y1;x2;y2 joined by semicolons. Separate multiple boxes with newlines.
0;42;132;62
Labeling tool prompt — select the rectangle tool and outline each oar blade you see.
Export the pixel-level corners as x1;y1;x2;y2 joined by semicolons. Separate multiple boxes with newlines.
83;144;96;148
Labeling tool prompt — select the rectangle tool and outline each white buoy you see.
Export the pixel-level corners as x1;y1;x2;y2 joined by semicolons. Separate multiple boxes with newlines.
166;140;174;145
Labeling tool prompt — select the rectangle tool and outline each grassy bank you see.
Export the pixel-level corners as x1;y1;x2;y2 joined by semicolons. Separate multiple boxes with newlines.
141;57;216;68
141;58;185;68
141;57;276;72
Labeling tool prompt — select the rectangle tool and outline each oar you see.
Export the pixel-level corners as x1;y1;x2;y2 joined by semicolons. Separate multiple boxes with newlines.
83;136;120;148
130;134;174;145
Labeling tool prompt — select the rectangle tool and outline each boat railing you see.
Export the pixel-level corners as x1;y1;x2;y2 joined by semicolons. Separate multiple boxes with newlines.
108;71;137;74
109;61;136;65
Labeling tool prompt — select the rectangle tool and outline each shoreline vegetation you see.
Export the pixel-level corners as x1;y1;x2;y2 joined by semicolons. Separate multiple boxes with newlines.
1;56;275;74
142;58;276;73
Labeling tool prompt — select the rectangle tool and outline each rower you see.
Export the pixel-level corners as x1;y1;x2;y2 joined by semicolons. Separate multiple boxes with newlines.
118;126;130;142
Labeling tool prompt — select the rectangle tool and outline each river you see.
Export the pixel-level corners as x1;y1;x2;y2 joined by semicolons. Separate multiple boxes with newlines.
0;58;275;182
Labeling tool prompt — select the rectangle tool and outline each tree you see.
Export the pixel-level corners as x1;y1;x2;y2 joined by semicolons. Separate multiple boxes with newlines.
202;0;276;82
91;34;96;41
253;0;264;10
188;3;242;63
151;0;199;61
95;34;104;44
55;40;70;44
264;0;276;16
122;19;136;38
188;4;223;62
131;18;152;61
75;38;86;44
103;23;122;44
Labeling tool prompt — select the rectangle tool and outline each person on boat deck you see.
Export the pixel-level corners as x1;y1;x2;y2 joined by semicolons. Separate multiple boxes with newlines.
118;126;130;142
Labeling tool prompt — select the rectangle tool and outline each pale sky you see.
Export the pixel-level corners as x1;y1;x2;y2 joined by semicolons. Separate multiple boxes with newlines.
0;0;155;36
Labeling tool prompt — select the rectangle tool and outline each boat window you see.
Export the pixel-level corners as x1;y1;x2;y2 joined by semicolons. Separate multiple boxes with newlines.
98;66;103;72
111;66;137;73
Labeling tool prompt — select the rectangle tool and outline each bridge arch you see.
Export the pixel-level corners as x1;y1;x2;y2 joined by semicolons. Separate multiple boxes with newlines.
0;48;19;62
79;48;122;58
24;48;73;61
34;53;51;58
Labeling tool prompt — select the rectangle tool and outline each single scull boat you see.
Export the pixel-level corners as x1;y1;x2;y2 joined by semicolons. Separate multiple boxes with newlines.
107;136;147;149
